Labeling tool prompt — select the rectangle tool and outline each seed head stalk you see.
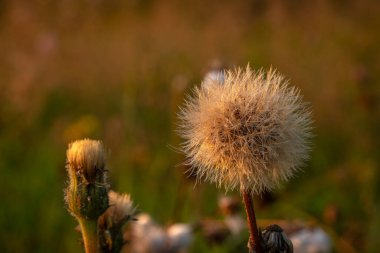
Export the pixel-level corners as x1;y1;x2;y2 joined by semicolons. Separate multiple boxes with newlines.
242;190;264;253
78;218;100;253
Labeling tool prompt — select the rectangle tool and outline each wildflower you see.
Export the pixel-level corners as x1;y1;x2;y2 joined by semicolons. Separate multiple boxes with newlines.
178;66;312;194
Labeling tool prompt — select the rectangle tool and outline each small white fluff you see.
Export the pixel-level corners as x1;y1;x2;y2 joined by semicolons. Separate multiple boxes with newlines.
131;214;167;253
290;228;332;253
167;223;193;252
224;214;245;235
131;214;193;253
202;69;225;88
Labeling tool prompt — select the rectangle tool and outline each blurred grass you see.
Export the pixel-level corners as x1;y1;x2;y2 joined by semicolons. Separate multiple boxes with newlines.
0;0;380;252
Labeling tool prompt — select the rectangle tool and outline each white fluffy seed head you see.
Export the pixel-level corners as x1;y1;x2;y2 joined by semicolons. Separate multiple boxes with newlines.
178;66;312;194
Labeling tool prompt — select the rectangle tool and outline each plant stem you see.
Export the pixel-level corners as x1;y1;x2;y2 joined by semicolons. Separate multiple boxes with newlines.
242;190;264;253
78;218;99;253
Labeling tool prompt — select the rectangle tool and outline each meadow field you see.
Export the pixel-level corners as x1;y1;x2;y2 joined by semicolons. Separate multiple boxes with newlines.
0;0;379;252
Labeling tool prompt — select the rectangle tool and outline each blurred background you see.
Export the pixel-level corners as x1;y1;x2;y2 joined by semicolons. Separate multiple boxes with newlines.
0;0;379;252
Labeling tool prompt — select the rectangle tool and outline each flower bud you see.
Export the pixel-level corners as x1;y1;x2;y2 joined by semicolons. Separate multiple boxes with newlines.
98;191;135;253
65;139;109;219
261;224;293;253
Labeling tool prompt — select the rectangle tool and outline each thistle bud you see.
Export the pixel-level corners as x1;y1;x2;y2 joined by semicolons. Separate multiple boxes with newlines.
98;191;135;253
65;139;109;219
261;224;293;253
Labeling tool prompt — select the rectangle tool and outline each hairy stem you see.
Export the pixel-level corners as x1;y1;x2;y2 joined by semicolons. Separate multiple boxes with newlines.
242;190;264;253
78;218;99;253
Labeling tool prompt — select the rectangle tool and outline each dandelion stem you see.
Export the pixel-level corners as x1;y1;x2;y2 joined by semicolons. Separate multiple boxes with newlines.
78;218;99;253
242;190;264;253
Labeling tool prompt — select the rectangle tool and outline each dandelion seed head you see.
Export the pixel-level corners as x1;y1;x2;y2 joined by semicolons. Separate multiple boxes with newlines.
178;66;312;194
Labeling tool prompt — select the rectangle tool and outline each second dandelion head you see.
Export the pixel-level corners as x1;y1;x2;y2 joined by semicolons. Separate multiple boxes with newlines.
178;66;312;194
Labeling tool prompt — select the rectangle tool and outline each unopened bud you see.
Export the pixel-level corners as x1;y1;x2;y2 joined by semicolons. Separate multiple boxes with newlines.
99;191;135;253
261;224;293;253
65;139;109;219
